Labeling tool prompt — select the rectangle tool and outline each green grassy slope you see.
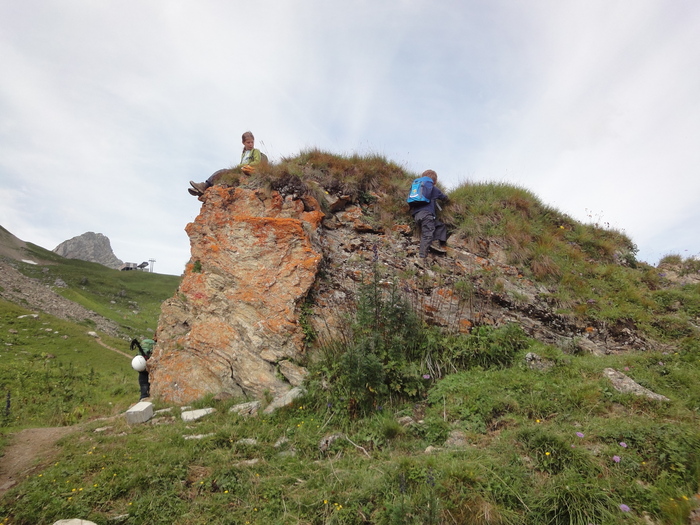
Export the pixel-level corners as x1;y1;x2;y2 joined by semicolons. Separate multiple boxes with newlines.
4;312;699;524
0;246;180;433
0;299;134;427
16;242;181;337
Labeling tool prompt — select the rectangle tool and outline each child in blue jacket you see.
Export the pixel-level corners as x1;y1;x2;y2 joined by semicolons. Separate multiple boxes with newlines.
408;170;448;259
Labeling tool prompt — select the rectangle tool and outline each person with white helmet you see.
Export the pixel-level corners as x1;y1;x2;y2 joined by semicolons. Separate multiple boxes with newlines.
130;338;155;400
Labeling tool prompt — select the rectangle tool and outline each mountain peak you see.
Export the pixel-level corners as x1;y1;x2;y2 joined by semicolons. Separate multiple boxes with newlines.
53;232;123;269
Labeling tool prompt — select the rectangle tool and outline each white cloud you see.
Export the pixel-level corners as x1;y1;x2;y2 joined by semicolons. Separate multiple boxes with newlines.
467;1;700;263
1;0;699;275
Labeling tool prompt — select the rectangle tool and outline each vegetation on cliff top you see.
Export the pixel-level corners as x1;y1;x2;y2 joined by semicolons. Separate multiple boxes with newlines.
238;149;698;345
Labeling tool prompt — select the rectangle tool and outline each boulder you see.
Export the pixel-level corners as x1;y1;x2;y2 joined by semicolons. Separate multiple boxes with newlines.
229;400;261;417
148;179;669;408
603;368;670;401
444;430;468;448
263;386;306;414
151;187;323;404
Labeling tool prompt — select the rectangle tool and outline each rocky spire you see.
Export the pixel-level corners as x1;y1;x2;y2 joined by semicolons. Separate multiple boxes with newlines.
53;232;123;269
151;186;324;404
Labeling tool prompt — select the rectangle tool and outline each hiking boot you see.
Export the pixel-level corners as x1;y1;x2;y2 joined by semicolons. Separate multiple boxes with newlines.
414;257;427;269
188;188;202;196
429;242;447;254
189;181;210;194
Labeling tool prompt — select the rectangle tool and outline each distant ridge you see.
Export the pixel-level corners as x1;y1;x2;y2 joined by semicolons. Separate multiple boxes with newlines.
0;225;29;261
53;232;123;270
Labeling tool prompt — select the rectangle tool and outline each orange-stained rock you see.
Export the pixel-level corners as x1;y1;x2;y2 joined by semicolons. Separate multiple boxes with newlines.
337;205;384;233
458;319;473;333
150;187;322;403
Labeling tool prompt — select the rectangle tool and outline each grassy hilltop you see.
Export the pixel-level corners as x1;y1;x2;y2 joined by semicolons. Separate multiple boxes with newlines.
2;151;700;524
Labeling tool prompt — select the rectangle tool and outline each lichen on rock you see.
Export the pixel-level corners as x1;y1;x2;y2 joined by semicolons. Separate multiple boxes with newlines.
151;186;323;404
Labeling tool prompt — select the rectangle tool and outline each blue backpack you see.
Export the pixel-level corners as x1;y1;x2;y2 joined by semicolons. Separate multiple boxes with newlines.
407;176;433;204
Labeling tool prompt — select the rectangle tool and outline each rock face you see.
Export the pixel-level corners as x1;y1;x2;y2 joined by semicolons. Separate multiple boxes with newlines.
151;187;324;403
151;182;671;405
53;232;123;269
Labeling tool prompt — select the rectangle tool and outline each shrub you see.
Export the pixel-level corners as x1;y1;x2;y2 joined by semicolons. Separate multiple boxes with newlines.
308;267;428;416
309;261;532;417
431;323;530;374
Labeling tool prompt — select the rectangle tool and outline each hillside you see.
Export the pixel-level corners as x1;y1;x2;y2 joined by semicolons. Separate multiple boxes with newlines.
0;226;32;262
1;239;180;338
0;240;180;425
1;151;700;524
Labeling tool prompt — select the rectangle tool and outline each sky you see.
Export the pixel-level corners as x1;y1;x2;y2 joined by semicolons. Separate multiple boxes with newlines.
1;0;699;276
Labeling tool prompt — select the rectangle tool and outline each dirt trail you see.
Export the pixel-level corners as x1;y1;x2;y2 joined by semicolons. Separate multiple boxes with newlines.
0;426;78;496
0;337;134;497
95;337;133;360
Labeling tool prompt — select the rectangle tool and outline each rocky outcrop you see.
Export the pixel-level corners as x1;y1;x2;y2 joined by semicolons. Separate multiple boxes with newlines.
151;186;323;404
151;183;665;404
53;232;123;269
657;260;700;286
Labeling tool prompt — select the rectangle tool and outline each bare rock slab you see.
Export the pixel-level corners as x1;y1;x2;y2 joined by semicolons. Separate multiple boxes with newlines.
151;187;323;404
444;430;468;448
229;400;261;417
263;387;305;414
183;433;215;440
603;368;670;401
125;402;154;424
181;407;216;421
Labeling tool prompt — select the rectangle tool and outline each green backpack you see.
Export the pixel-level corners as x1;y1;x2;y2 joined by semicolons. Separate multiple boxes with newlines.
130;338;155;358
141;339;155;357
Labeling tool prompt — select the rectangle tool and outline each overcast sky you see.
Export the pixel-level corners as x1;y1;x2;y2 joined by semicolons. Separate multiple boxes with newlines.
1;1;698;275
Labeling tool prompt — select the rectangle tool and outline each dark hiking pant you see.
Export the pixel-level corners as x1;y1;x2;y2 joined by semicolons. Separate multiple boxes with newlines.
414;209;447;258
138;371;150;400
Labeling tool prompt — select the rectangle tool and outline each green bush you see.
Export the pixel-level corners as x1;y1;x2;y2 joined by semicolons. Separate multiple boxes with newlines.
308;268;430;416
309;264;534;418
435;323;529;372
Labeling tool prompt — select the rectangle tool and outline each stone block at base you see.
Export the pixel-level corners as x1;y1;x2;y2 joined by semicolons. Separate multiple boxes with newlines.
125;401;154;424
229;400;261;417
